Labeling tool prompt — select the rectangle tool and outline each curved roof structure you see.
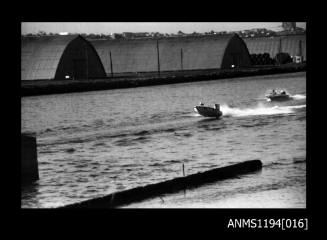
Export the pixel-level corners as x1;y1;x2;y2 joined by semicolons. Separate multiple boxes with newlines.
21;35;106;80
244;34;306;60
90;34;251;74
91;37;157;74
158;34;251;71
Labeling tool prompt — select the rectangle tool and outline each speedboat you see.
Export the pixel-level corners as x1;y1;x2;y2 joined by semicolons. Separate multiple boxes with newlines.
265;89;292;101
194;103;223;118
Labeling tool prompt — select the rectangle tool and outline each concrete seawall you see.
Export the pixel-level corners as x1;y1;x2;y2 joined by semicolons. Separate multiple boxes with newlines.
22;63;306;97
60;160;262;208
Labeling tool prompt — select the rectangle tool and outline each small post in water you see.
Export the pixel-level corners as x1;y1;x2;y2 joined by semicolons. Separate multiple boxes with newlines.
182;163;186;196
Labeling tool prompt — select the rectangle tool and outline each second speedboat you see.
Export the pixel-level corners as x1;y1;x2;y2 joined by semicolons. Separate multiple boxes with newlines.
265;89;292;101
194;103;223;119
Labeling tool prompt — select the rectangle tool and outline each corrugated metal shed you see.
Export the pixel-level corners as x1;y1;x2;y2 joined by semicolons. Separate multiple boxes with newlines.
21;35;106;80
244;34;306;60
90;34;251;75
158;34;251;71
90;38;157;74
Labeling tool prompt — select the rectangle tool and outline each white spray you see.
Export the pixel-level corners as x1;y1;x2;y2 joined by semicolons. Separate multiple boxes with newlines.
291;94;306;100
220;103;306;117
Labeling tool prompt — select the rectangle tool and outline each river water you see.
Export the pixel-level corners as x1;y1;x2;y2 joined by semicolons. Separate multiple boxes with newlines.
21;72;306;208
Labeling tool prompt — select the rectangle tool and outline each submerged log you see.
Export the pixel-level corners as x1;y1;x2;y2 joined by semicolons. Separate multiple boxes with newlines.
61;160;262;208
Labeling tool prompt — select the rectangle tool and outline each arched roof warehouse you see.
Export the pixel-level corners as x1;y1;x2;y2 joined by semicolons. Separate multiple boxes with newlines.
21;35;106;80
90;34;251;75
243;34;306;60
158;34;251;70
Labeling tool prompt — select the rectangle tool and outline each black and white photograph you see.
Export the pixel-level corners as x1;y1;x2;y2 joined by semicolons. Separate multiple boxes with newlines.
21;22;306;210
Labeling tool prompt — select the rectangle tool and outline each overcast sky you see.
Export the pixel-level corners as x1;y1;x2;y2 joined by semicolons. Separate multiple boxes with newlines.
21;22;306;35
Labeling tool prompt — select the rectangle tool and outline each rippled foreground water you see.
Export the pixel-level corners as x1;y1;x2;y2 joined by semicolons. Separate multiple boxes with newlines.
21;72;306;208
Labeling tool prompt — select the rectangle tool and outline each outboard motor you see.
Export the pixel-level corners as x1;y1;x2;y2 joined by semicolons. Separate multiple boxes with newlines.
214;104;220;111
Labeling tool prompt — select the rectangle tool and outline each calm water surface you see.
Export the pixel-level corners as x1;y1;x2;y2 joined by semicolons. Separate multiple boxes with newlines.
21;72;306;208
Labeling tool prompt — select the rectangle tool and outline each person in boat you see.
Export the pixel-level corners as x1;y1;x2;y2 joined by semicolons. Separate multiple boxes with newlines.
199;102;204;106
272;89;276;95
281;90;286;95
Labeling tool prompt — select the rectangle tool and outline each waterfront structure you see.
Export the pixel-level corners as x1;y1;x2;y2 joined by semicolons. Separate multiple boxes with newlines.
244;34;306;61
282;22;296;31
90;34;252;76
21;35;106;81
21;133;39;183
21;33;305;82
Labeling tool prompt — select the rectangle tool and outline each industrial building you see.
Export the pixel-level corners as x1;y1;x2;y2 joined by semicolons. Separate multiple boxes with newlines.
21;35;106;81
90;34;252;76
21;33;305;81
244;34;306;61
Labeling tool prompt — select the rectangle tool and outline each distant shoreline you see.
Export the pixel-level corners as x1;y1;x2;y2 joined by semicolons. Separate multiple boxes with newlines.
21;63;306;97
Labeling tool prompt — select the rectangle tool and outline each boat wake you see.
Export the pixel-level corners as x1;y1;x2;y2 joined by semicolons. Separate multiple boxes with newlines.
291;94;306;100
220;103;306;117
188;112;202;117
